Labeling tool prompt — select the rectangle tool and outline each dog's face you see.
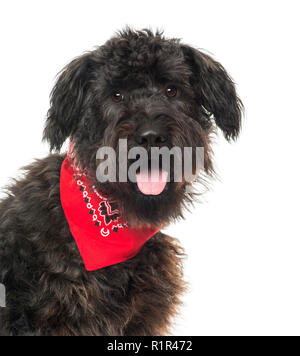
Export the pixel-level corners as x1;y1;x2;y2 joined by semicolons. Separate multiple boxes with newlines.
44;29;242;227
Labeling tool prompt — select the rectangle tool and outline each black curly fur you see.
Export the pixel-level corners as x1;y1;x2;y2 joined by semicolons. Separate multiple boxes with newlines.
0;28;242;336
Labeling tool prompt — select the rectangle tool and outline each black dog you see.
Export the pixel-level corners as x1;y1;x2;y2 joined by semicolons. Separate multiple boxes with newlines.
0;29;242;336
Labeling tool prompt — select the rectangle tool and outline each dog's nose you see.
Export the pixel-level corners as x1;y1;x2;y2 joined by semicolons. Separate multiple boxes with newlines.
135;130;167;147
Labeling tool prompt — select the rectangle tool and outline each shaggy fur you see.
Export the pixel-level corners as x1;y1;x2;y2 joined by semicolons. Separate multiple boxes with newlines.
0;28;242;336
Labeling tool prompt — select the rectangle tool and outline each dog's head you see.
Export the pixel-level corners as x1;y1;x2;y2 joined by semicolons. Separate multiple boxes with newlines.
44;28;243;227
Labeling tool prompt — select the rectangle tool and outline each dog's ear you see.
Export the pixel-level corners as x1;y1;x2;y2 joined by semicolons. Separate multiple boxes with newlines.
181;45;243;140
43;52;92;151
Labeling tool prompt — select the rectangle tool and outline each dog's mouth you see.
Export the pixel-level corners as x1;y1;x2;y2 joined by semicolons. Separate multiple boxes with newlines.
136;168;168;196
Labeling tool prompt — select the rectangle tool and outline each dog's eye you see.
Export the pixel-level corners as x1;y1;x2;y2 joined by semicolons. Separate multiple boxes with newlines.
111;91;124;103
165;85;177;98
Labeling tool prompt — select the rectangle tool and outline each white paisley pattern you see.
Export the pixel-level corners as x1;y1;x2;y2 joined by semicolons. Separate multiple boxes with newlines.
68;146;127;238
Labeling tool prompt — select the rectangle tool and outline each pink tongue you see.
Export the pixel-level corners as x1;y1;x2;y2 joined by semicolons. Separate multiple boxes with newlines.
136;170;168;195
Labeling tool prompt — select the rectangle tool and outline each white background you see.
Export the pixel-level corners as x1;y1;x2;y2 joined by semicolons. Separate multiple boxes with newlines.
0;0;299;336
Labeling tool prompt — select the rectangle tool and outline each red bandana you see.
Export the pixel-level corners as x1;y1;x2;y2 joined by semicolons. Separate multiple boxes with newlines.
60;154;159;271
